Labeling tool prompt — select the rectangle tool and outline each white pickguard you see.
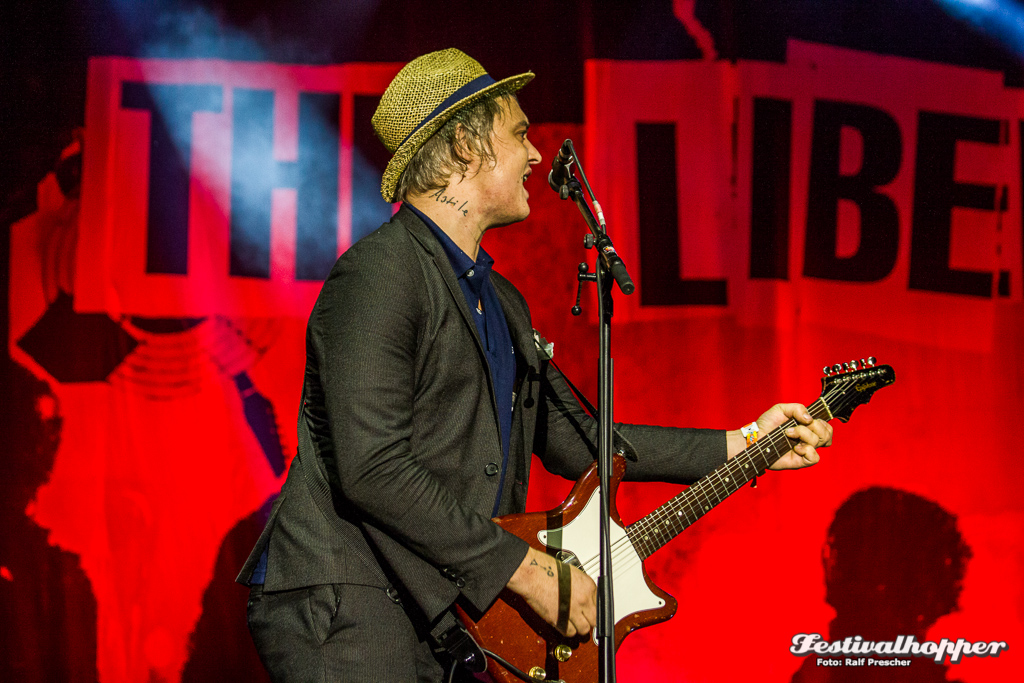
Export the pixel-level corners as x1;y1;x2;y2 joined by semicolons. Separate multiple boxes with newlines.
536;485;665;636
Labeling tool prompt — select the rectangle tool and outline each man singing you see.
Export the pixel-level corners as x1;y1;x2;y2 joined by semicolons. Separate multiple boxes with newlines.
239;48;832;682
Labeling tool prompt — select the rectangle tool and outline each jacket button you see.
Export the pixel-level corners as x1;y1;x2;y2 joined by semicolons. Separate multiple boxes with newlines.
455;577;466;588
484;463;500;476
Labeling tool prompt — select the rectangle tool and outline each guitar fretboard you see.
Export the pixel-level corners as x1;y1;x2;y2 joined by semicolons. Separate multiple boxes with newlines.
626;399;831;560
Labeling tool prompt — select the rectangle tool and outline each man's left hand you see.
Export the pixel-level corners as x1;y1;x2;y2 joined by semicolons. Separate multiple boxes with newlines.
728;403;832;470
763;403;832;470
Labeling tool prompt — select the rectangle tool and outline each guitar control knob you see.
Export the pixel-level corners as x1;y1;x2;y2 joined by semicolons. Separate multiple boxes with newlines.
554;644;573;662
529;666;547;680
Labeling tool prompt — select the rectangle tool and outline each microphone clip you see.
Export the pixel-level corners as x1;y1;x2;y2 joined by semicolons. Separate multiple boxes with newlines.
547;140;576;196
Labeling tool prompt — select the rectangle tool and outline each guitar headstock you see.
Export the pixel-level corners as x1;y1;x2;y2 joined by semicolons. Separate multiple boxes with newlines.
820;357;895;423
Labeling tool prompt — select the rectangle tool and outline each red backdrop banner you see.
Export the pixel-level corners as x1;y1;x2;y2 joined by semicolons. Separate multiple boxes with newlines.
6;41;1023;683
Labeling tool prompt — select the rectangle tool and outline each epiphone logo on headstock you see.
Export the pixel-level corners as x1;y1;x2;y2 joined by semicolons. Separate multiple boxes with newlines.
855;381;878;392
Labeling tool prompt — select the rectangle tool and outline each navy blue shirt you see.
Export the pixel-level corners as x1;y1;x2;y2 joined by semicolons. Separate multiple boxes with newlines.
407;203;516;518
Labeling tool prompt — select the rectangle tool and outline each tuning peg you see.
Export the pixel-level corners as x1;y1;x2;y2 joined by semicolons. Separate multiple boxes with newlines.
866;356;876;367
832;364;843;375
823;366;832;377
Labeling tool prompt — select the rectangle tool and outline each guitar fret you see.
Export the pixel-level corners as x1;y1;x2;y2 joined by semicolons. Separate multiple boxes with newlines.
694;480;715;514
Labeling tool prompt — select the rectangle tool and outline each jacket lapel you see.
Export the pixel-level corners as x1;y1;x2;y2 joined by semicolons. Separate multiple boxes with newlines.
398;206;501;429
399;206;539;497
399;207;488;356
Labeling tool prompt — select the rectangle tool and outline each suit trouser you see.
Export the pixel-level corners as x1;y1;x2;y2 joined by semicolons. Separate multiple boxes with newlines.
247;583;446;683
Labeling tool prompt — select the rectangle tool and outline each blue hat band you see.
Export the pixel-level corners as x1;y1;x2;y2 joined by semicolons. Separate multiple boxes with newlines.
399;74;497;148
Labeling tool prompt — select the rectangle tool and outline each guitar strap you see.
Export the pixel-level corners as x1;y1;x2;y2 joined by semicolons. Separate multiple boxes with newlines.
555;560;572;634
545;355;638;463
550;358;599;418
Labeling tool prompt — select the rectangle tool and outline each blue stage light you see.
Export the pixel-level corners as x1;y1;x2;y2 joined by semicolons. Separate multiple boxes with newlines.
935;0;1024;58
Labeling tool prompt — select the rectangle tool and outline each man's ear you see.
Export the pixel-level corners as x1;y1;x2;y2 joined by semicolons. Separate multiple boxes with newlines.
453;123;473;163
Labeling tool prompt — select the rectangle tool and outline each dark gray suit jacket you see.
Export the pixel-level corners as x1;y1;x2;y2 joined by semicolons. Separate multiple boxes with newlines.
238;206;725;624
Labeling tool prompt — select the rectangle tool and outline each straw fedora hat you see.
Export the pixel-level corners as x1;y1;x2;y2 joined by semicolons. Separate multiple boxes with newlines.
372;48;534;202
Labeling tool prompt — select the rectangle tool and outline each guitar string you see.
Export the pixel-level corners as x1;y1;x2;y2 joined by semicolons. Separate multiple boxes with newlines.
576;424;819;579
575;423;796;578
581;426;789;574
623;415;805;552
578;439;779;579
571;396;838;578
604;427;793;578
567;372;885;578
629;409;824;550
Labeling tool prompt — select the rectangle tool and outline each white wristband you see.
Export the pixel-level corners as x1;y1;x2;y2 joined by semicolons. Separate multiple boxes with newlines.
740;421;759;447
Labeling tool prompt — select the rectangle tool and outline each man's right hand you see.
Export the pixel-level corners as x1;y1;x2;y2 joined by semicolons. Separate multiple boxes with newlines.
505;547;597;638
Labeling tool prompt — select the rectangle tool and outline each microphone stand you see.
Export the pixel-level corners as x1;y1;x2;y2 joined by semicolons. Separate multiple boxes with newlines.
550;139;633;683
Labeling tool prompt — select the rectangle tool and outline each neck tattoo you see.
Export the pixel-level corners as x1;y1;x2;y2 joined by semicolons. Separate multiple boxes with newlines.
429;188;469;216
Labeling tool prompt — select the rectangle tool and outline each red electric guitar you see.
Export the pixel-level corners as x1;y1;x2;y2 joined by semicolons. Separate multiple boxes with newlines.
458;359;895;683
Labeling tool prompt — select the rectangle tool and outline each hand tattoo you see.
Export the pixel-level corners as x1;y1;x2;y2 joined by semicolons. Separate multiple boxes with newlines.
530;557;555;577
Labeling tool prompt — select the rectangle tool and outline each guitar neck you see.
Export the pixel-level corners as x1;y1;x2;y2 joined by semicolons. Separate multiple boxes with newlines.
626;399;831;561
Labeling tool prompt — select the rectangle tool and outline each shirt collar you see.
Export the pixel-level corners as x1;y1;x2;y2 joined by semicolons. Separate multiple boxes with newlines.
405;202;494;281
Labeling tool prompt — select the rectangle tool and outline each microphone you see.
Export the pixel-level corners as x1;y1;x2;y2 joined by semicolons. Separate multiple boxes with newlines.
547;139;574;192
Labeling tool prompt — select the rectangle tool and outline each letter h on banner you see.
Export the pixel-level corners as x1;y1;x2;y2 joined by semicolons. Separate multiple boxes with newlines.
230;89;339;281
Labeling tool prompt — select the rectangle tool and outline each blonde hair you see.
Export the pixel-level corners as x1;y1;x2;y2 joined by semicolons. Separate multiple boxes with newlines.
395;92;516;201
